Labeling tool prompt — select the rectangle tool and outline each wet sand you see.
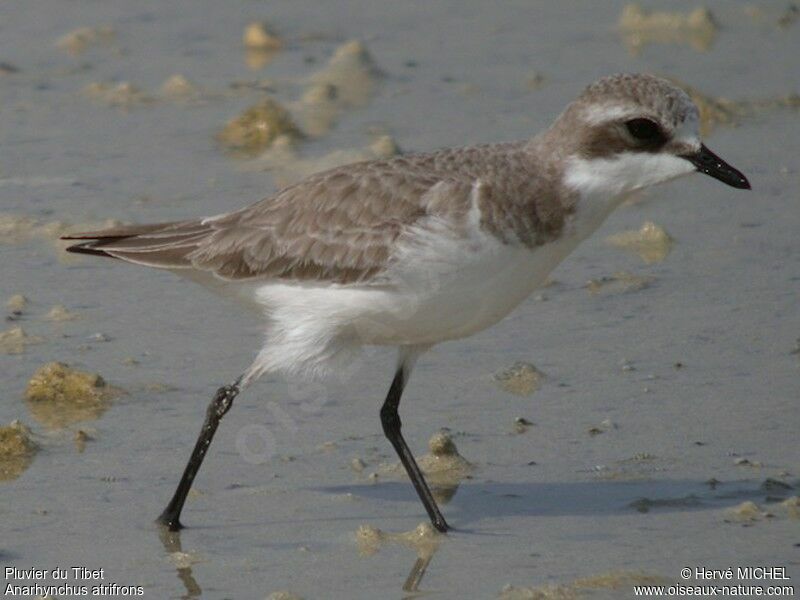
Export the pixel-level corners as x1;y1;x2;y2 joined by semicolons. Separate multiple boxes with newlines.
1;1;798;598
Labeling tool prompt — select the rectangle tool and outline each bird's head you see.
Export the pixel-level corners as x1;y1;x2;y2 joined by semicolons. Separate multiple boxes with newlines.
545;73;750;198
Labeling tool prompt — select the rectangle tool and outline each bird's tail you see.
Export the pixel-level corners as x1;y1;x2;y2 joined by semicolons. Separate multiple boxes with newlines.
61;220;210;269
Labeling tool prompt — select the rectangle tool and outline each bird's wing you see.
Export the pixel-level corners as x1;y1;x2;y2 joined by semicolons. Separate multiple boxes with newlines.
63;158;473;285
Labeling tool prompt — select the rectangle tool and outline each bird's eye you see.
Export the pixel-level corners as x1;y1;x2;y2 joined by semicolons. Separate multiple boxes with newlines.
625;118;662;141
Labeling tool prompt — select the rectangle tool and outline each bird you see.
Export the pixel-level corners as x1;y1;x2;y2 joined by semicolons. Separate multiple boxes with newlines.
62;73;750;533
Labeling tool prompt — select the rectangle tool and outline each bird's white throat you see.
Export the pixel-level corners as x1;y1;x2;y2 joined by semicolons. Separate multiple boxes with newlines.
562;151;697;239
565;151;697;199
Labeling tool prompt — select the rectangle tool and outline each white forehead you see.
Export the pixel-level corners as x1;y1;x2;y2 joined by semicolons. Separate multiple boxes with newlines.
581;102;648;126
581;98;698;127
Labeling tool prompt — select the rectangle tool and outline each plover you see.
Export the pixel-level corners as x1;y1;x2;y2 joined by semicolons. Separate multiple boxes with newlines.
63;73;750;532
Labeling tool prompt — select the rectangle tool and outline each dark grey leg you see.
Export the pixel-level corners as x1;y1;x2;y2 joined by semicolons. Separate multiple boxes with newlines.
380;366;449;532
157;378;241;531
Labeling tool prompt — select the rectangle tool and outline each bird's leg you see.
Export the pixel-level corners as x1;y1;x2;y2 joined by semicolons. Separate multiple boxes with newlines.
380;364;449;532
157;377;242;531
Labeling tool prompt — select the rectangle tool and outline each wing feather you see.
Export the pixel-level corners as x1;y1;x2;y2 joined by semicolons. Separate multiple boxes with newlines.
63;156;476;285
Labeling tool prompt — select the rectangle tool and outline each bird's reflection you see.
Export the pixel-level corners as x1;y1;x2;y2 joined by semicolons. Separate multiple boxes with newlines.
356;522;443;596
402;555;435;595
352;430;471;593
158;527;202;599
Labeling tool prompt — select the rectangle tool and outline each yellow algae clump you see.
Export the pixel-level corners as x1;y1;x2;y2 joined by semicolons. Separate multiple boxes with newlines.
619;4;716;55
295;40;381;136
350;457;366;473
160;75;203;102
355;524;385;556
586;271;654;295
418;431;472;504
724;500;768;523
782;496;800;519
217;98;303;157
417;431;472;483
26;362;109;402
493;361;545;396
356;522;441;558
355;522;441;592
45;305;79;322
25;362;121;429
0;326;43;355
243;21;283;50
379;431;471;505
606;221;673;264
7;294;28;314
369;134;400;158
311;40;379;107
57;26;115;55
0;420;38;481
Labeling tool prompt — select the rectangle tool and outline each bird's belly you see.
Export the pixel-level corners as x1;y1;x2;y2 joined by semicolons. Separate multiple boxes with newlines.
244;226;584;380
352;234;579;346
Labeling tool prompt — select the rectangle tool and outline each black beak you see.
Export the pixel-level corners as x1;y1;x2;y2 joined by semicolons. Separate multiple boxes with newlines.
681;144;751;190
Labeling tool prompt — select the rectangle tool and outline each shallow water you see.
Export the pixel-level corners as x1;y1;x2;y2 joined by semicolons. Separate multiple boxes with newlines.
1;1;798;598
